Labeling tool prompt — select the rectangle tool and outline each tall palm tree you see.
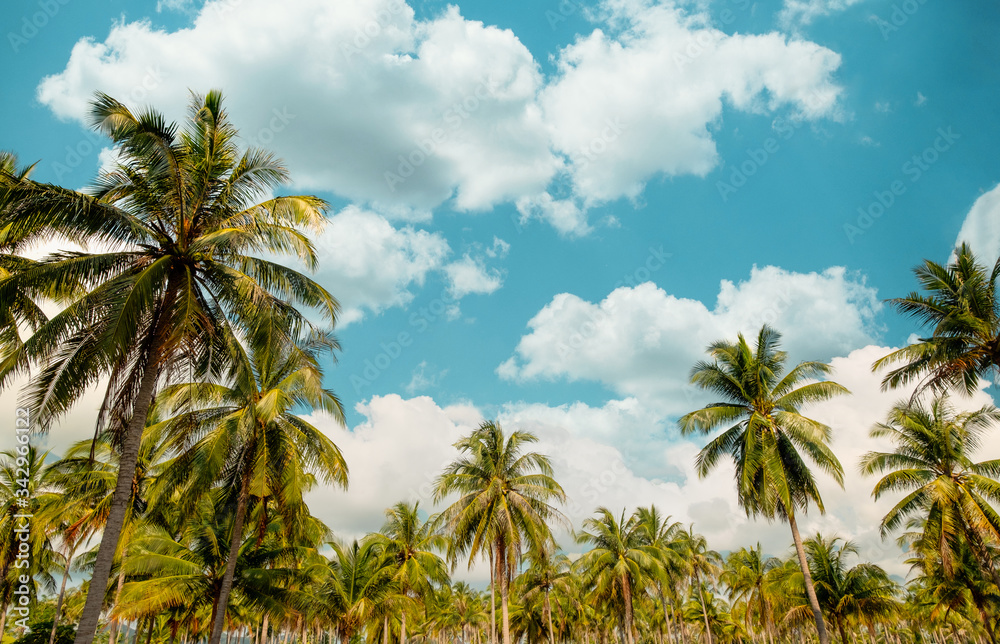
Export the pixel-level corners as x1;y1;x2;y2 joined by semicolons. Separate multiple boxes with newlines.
370;501;450;644
860;394;1000;581
0;90;338;644
678;325;849;644
634;505;685;644
153;328;348;644
873;242;1000;396
721;544;781;644
517;542;572;644
575;507;659;644
434;421;566;644
319;539;398;643
678;527;723;644
794;535;899;644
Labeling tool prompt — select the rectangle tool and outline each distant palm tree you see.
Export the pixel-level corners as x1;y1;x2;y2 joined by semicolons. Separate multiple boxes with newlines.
634;505;685;644
794;535;899;644
721;544;781;644
371;501;450;644
874;242;1000;396
0;91;338;644
434;421;566;644
678;527;723;644
517;543;572;644
860;394;1000;581
320;539;398;643
575;507;658;644
679;325;849;644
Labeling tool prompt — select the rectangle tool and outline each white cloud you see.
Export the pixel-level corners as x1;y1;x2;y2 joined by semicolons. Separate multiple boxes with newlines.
954;183;1000;262
444;255;504;299
499;265;882;414
310;206;450;325
405;361;447;394
37;0;561;214
540;2;843;205
778;0;866;28
35;0;847;235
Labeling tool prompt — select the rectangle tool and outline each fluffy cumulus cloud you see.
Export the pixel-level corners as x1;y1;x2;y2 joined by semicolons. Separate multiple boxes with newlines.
36;0;845;234
305;206;505;325
498;265;882;413
954;182;1000;261
37;0;561;213
539;2;843;205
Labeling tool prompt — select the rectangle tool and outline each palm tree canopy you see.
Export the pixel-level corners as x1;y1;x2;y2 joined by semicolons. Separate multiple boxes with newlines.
873;242;1000;396
679;325;848;519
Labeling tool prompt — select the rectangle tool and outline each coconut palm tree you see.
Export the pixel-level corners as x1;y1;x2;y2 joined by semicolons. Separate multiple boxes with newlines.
434;421;566;644
575;507;659;644
370;501;450;644
873;242;1000;396
793;535;899;644
678;325;849;644
721;544;781;644
677;527;723;644
516;543;572;644
319;539;398;643
634;505;685;644
0;91;338;644
152;327;347;644
860;394;1000;582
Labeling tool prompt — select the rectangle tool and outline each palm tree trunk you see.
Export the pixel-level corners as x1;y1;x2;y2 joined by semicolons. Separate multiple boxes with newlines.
73;351;163;644
401;609;407;644
835;617;849;644
48;541;78;644
693;569;712;644
622;573;635;644
787;512;830;644
658;586;674;644
209;472;252;644
490;550;497;644
545;589;555;644
0;601;8;642
108;571;127;644
499;548;511;644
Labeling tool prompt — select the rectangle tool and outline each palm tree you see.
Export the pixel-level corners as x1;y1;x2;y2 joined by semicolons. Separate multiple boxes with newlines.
860;394;1000;582
575;507;659;644
678;527;723;644
721;544;781;644
794;535;899;644
0;90;338;644
370;501;450;644
678;325;849;644
319;539;398;643
434;421;566;644
633;506;685;644
153;328;348;644
517;543;572;644
873;242;1000;396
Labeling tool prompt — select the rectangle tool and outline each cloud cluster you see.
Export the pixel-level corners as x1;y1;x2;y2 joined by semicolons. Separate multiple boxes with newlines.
36;0;844;233
498;265;882;414
954;183;1000;262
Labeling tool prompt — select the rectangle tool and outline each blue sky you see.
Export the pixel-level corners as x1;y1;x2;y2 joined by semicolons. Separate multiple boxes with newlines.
3;0;1000;575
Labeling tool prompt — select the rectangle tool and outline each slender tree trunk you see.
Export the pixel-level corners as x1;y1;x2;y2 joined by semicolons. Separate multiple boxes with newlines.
210;473;252;644
544;588;556;644
401;609;407;644
108;570;127;644
49;542;78;644
693;569;712;644
74;358;161;644
787;513;829;644
835;618;849;644
0;601;8;643
500;552;511;644
490;550;497;644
